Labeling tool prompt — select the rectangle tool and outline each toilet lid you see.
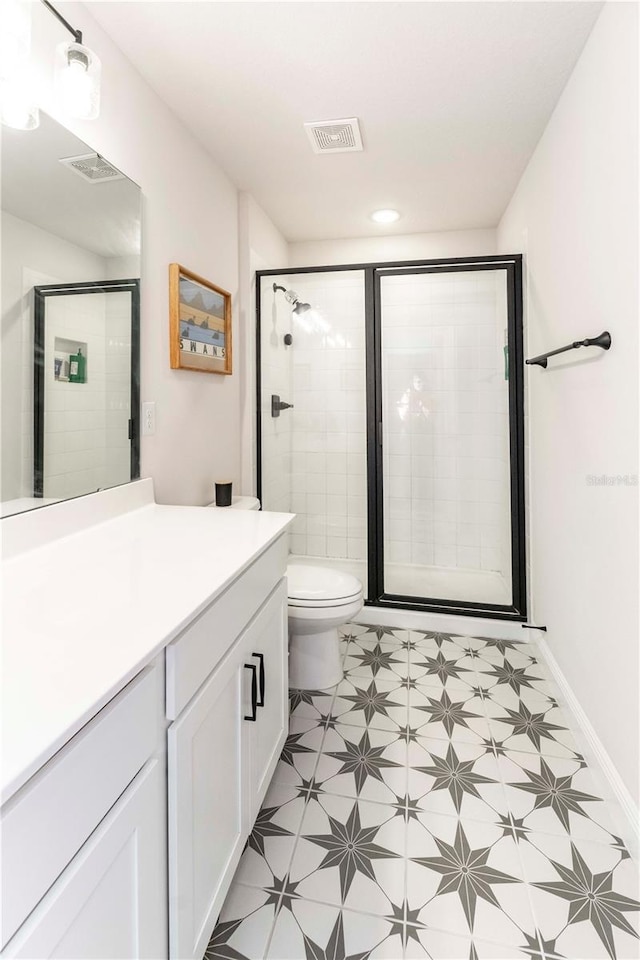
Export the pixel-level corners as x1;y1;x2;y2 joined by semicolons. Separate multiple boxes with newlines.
287;564;363;605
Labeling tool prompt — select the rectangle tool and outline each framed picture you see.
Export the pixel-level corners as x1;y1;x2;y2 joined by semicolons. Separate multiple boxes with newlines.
169;263;232;374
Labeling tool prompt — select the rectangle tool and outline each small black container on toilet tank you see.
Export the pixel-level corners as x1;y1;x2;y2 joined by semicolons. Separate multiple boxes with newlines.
215;481;232;507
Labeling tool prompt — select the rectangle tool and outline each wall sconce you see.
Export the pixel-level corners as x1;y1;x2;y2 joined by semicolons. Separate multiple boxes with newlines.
46;0;101;120
1;0;101;131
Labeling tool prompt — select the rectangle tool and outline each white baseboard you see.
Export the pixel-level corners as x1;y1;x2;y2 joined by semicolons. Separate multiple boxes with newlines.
538;637;640;860
355;605;531;642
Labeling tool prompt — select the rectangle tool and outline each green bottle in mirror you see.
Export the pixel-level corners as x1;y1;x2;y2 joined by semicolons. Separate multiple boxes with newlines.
69;347;86;383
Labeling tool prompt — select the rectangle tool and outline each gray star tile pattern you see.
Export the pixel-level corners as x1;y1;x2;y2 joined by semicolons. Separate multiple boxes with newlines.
205;625;639;960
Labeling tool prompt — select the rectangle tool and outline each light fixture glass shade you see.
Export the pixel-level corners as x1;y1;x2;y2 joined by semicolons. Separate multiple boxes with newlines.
0;0;31;77
0;73;39;130
54;41;101;120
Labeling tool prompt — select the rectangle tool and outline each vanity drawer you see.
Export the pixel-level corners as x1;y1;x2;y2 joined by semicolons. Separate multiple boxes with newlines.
0;664;160;948
166;534;288;719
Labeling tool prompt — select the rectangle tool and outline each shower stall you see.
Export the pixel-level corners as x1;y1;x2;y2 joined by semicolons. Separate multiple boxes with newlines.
257;255;525;620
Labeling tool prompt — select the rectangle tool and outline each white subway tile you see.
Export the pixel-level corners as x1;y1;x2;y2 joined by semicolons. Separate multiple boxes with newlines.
307;473;327;494
347;516;367;538
327;537;348;558
347;495;366;518
412;541;435;565
434;520;456;546
386;540;411;564
434;544;457;567
347;453;366;476
306;493;326;513
327;494;347;516
326;453;347;476
327;474;347;496
389;498;411;521
327;516;348;538
457;523;481;547
389;476;411;499
347;538;366;560
307;535;326;557
431;500;456;522
481;547;501;572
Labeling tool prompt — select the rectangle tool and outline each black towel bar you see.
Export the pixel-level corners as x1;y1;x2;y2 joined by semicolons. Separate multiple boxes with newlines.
526;330;611;369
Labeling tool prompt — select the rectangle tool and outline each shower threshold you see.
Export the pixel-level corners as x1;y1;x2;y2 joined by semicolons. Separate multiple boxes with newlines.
288;554;511;606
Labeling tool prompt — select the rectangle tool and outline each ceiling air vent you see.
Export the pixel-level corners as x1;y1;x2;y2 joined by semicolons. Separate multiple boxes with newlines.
304;118;363;154
59;153;125;183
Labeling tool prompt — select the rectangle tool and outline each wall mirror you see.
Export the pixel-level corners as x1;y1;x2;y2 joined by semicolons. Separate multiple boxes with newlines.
1;111;141;518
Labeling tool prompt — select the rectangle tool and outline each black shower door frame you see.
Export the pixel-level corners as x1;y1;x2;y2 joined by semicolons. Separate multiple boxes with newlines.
256;254;526;622
33;278;141;498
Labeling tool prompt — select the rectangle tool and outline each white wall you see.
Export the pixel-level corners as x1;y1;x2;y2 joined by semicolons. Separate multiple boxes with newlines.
289;228;496;268
27;1;241;506
498;3;639;804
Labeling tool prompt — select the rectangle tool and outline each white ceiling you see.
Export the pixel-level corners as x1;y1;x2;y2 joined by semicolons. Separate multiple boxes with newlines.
1;111;141;259
88;1;602;243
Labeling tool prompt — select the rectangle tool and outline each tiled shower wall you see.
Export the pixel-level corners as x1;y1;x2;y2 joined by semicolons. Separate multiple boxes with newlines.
103;291;133;491
260;272;368;560
289;272;368;561
381;270;512;584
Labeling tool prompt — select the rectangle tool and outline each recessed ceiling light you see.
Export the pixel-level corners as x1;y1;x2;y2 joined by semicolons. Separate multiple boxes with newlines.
370;209;400;224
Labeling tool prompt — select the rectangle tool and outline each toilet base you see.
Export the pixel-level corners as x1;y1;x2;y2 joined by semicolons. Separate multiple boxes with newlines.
288;626;343;690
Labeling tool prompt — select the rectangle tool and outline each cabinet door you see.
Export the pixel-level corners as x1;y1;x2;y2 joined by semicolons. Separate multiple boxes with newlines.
167;638;251;960
245;579;289;819
1;760;167;960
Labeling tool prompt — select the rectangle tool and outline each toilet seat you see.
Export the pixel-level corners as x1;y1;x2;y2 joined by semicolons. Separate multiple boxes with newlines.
287;564;363;607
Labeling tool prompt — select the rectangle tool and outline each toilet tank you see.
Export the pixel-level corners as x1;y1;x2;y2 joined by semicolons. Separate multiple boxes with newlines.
206;496;260;510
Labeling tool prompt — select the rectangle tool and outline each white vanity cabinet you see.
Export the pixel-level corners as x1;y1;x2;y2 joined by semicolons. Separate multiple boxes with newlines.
2;761;166;960
166;539;289;960
244;582;289;821
1;484;293;960
1;661;168;960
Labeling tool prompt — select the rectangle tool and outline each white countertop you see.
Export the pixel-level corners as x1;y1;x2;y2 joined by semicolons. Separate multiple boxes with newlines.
1;481;293;803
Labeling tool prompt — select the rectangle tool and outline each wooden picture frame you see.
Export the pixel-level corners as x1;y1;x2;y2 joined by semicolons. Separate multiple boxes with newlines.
169;263;232;374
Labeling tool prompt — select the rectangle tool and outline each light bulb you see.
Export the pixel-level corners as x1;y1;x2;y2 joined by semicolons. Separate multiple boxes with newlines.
59;58;92;116
55;42;101;120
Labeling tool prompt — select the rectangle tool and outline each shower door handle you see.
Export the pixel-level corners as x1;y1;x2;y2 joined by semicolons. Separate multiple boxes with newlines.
271;394;295;417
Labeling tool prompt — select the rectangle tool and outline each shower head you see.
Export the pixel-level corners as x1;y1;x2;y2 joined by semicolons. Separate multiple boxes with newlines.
273;283;311;316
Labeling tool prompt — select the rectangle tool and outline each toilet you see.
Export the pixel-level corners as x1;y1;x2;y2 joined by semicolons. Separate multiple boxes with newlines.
287;564;363;690
206;497;363;690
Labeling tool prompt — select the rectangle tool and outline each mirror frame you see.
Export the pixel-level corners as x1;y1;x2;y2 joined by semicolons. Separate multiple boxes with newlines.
33;279;141;498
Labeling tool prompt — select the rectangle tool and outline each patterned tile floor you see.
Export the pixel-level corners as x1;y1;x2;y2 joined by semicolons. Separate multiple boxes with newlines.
205;625;640;960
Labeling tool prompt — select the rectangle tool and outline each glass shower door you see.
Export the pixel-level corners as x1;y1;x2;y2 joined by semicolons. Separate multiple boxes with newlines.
378;264;520;610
